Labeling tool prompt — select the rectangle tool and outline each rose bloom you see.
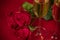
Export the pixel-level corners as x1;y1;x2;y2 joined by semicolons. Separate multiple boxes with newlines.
15;27;31;40
28;18;58;40
13;10;31;27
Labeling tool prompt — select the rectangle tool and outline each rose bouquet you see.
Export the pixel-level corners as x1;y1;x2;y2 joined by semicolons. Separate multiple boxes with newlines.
1;0;60;40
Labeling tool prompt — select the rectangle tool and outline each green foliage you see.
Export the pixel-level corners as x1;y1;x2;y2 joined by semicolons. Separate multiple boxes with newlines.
22;2;35;17
22;2;33;11
22;2;53;20
29;26;37;32
43;7;53;20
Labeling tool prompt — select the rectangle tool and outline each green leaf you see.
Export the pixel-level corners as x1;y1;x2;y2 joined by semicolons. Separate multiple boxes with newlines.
22;2;33;11
43;0;54;20
43;7;53;20
22;2;35;17
29;26;37;32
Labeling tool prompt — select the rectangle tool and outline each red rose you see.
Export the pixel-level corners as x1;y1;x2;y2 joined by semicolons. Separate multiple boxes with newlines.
28;19;58;40
1;10;31;40
14;27;31;40
13;11;31;27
